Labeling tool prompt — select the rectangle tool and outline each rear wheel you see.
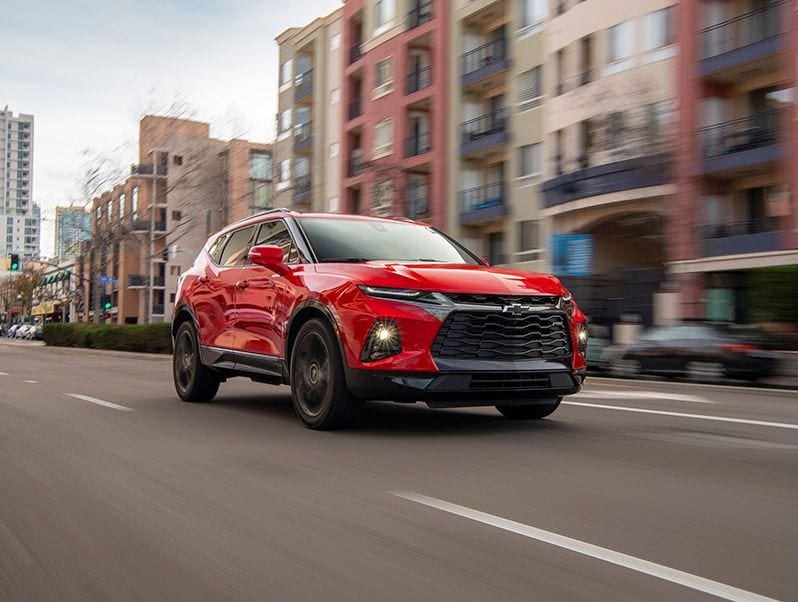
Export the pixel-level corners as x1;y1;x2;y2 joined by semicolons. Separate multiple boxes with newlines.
495;398;561;420
173;322;220;402
290;318;363;430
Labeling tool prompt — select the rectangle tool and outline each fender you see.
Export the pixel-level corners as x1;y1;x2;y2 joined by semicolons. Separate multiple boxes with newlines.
285;298;349;379
171;303;198;342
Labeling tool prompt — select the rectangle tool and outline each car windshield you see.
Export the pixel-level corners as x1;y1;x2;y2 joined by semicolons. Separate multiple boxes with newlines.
298;217;481;264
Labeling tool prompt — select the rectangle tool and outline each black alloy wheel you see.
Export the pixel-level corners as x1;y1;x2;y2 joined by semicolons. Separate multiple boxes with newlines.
173;321;220;402
290;318;363;430
495;398;562;420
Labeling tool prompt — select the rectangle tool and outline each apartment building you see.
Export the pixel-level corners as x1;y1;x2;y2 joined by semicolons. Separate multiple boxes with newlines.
83;116;272;324
55;206;91;261
339;0;448;227
1;107;40;258
541;0;677;326
670;0;798;322
274;8;344;212
447;0;547;267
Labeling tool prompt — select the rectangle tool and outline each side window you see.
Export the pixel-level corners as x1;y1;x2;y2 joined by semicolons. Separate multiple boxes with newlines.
219;226;256;267
208;234;228;264
254;220;300;264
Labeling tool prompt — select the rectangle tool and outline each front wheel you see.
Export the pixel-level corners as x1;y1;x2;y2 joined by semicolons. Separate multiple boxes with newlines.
290;318;363;430
495;398;562;420
173;322;220;402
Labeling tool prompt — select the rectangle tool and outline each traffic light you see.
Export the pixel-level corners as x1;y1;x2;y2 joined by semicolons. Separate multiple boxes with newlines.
101;294;112;311
10;253;19;271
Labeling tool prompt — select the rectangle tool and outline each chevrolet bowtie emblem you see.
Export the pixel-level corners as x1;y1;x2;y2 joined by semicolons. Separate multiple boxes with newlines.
502;302;527;315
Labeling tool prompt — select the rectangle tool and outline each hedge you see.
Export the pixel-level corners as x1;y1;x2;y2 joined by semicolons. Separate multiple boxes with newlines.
43;323;173;354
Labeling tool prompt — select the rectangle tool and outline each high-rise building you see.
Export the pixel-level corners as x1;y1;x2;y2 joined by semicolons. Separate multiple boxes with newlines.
340;0;449;227
274;8;344;212
55;206;91;261
1;106;39;258
671;0;798;322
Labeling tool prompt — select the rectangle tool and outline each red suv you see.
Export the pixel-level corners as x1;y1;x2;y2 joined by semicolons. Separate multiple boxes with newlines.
172;210;588;429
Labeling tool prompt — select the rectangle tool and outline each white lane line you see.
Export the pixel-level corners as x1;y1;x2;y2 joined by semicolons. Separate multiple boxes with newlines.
576;390;715;404
65;394;133;412
23;380;38;384
0;371;8;376
589;376;795;395
564;401;798;430
394;491;777;602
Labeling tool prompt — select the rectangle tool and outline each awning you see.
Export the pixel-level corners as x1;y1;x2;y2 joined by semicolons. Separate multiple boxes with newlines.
31;302;56;316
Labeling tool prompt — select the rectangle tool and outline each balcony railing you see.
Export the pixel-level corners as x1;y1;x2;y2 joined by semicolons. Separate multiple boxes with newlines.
699;217;781;257
406;132;431;157
127;275;146;288
461;182;505;214
348;154;365;177
700;0;783;60
294;69;313;101
699;216;779;240
700;110;779;159
293;174;312;202
407;0;433;29
348;97;363;120
349;42;363;64
294;122;313;152
153;276;165;288
460;108;508;145
406;65;432;94
462;37;507;78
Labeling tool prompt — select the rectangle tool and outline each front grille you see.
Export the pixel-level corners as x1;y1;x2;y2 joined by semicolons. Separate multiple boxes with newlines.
432;311;571;360
445;293;559;307
469;373;551;390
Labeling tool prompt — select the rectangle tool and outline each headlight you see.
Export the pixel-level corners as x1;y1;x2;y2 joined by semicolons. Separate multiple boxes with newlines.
561;291;574;317
361;319;402;362
359;285;429;300
577;323;589;354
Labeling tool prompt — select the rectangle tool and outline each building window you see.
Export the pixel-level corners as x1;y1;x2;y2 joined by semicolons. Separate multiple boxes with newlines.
172;211;183;221
107;200;112;223
330;32;341;50
373;118;394;158
276;159;291;191
518;143;542;178
278;110;292;139
374;58;393;97
607;112;627;151
249;152;272;180
644;8;674;51
96;205;101;223
607;21;634;73
279;59;293;88
374;0;395;34
330;87;340;104
519;0;547;32
372;180;392;214
330;142;340;158
328;196;339;212
173;155;183;166
516;220;541;262
518;66;543;110
131;186;139;219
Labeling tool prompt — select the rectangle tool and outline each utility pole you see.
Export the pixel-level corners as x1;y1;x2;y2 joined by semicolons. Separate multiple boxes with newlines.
145;149;158;325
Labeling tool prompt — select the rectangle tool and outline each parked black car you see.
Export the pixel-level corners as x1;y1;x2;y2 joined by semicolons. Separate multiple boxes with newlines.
605;323;779;382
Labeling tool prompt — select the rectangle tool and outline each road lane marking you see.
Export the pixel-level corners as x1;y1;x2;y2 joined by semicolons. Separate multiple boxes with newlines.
395;491;777;602
65;394;133;412
589;376;795;395
23;380;38;384
0;371;8;376
576;390;715;404
564;401;798;430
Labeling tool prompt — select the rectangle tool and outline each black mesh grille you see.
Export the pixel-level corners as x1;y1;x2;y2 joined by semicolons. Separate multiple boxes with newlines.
469;373;551;390
432;311;571;360
445;293;559;306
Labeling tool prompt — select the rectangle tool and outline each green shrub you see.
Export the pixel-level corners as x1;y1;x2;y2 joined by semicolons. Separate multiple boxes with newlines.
43;323;172;354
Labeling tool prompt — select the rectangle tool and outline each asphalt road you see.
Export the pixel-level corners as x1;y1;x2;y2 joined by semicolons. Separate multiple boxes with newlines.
1;341;796;601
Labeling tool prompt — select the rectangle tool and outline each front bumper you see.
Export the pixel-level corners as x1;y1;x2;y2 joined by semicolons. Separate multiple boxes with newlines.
345;359;585;408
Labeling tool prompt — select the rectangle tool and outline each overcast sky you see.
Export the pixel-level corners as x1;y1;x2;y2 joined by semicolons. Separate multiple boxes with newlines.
0;0;341;257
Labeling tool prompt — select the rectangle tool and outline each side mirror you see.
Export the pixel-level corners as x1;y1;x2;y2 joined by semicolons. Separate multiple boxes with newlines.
248;245;285;270
480;257;490;266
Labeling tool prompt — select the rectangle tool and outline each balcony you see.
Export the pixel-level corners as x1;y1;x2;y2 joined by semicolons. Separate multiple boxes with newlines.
155;221;167;233
542;154;672;208
131;163;167;177
699;0;784;82
460;182;507;225
699;111;782;176
348;154;365;177
127;275;146;288
294;70;314;102
294;122;313;153
406;132;431;158
153;276;165;288
462;37;509;88
407;1;433;29
406;66;432;94
349;43;363;65
348;98;363;120
293;174;312;204
460;108;509;157
699;217;782;257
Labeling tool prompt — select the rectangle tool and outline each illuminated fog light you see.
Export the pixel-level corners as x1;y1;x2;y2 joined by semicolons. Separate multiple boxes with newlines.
361;319;402;362
577;324;589;353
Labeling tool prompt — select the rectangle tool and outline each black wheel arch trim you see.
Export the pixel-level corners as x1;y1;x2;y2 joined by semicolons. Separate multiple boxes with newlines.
286;299;349;381
172;304;198;340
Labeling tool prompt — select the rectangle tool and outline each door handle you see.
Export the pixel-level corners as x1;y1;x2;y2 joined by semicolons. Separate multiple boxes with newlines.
236;280;250;289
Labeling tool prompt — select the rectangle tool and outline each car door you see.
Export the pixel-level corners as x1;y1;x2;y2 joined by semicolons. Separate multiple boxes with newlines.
234;219;303;358
194;225;256;350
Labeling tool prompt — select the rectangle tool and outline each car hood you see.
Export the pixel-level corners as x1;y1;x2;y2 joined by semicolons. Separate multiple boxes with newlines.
313;262;566;296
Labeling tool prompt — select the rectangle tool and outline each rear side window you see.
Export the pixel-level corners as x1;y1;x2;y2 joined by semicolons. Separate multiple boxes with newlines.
254;220;300;264
208;234;228;264
219;226;256;267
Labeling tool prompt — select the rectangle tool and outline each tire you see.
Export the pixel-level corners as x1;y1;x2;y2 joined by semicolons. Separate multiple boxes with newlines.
173;321;220;402
685;361;725;383
496;398;562;420
290;318;363;430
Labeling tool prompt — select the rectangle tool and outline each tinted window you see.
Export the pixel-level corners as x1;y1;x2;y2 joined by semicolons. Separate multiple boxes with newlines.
219;226;255;267
254;220;300;264
298;217;480;264
208;234;228;264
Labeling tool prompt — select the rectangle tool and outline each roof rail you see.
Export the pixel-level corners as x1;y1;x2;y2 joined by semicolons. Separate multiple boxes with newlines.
251;207;292;218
